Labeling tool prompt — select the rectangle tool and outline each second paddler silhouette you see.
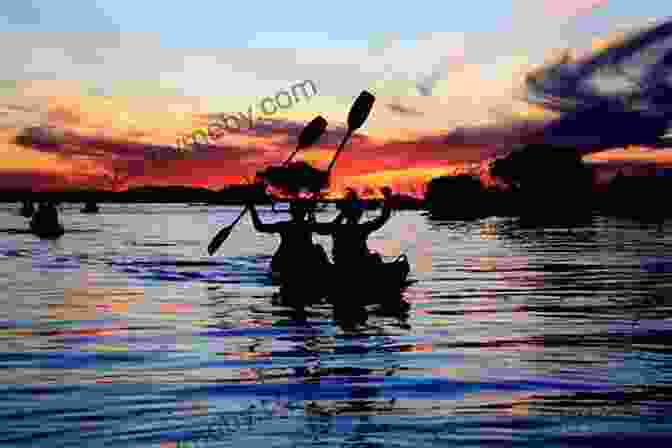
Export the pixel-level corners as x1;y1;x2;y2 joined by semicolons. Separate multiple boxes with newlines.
315;187;393;268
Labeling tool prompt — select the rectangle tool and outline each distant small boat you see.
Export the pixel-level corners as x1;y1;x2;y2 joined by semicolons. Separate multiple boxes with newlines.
30;203;65;238
81;202;99;213
29;221;65;239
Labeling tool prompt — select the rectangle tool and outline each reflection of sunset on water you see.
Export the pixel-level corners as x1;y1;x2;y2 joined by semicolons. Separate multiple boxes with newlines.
222;351;272;360
399;343;433;353
239;368;259;384
479;222;498;241
415;241;434;275
49;286;144;321
458;391;533;416
47;269;144;321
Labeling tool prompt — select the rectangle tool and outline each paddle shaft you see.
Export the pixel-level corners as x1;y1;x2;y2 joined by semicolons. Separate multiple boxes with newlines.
327;128;353;175
208;138;309;254
282;148;301;166
230;205;248;227
232;138;310;225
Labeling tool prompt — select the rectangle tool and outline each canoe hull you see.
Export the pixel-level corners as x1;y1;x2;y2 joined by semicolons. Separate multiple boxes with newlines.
272;255;411;306
328;255;411;303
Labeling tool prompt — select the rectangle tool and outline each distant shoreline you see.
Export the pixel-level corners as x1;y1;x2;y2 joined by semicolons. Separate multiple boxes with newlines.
0;186;389;206
3;162;672;221
1;185;670;221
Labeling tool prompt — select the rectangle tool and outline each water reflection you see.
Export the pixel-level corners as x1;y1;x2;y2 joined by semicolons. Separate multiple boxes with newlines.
48;285;144;321
424;214;672;391
198;284;412;442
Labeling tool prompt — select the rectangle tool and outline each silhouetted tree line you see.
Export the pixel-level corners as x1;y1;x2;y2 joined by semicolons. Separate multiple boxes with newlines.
0;185;273;204
424;174;500;219
596;169;672;219
425;144;672;220
0;184;422;209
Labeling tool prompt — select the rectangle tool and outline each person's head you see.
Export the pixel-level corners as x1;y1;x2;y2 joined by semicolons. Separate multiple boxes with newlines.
345;206;364;223
289;200;310;220
340;190;364;223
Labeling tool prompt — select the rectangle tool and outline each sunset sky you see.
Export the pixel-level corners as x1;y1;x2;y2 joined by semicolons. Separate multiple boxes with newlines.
1;1;670;196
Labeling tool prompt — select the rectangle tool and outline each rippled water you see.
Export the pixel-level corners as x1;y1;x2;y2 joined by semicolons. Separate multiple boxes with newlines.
1;203;671;446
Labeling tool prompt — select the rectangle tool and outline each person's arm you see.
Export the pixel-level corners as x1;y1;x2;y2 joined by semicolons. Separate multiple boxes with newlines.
330;210;346;225
362;188;393;234
362;202;392;234
248;203;278;233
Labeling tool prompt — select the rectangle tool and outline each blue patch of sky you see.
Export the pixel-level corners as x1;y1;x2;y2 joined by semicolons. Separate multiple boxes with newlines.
1;1;521;48
3;1;667;50
0;1;119;32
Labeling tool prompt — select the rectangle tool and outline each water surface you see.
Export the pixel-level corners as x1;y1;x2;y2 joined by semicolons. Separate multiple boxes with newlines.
1;204;671;446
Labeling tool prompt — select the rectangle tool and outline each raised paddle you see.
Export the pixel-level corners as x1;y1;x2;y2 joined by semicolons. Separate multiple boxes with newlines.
283;116;327;166
260;91;377;196
207;115;329;255
327;91;375;174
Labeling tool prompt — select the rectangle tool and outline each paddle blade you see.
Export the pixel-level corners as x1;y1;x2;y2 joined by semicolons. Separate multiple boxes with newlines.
347;91;375;130
297;115;328;149
207;225;233;255
207;206;249;255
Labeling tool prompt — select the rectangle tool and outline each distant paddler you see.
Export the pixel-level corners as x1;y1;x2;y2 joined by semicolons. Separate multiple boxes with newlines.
20;200;34;218
81;201;99;213
30;201;64;238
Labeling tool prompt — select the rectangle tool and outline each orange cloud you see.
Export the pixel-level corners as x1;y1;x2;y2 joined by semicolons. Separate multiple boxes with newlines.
585;147;672;165
3;79;669;195
1;85;496;192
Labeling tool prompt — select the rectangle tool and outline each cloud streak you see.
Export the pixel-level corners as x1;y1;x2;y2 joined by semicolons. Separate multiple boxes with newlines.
1;86;512;194
542;0;610;18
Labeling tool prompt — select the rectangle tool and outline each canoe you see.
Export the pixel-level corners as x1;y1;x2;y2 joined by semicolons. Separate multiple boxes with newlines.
270;262;330;305
271;254;412;306
327;255;411;302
